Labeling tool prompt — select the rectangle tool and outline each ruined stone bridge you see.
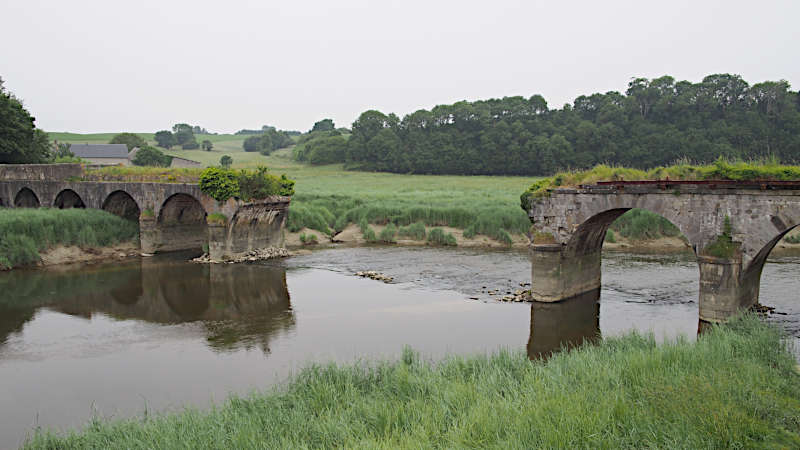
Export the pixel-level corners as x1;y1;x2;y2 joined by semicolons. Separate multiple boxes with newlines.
527;181;800;322
0;164;289;260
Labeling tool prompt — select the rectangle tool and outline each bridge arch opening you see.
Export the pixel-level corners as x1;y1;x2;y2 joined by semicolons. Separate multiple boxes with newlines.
102;190;140;222
155;193;208;252
54;189;86;209
14;188;40;208
740;221;800;316
532;206;699;328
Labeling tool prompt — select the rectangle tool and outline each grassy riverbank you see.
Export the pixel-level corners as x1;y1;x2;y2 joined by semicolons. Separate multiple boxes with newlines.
0;209;138;269
24;315;800;448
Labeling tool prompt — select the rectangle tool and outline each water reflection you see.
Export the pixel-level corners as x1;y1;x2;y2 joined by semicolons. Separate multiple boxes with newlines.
0;258;294;353
527;288;601;359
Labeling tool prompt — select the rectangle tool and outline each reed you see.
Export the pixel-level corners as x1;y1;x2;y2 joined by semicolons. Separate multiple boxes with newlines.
0;208;138;269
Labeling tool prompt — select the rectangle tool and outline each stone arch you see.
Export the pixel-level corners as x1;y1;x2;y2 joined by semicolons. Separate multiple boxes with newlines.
531;202;699;307
560;206;697;258
54;189;86;209
738;219;800;309
14;187;40;208
102;190;141;222
155;193;208;252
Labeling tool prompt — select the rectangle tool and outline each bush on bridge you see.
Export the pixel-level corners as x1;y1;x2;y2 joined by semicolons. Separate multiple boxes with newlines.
199;166;295;202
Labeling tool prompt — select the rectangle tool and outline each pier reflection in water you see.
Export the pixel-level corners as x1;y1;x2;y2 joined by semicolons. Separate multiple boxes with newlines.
527;288;600;360
0;257;294;353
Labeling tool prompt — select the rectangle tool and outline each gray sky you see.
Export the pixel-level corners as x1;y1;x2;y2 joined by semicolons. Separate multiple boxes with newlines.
1;0;798;134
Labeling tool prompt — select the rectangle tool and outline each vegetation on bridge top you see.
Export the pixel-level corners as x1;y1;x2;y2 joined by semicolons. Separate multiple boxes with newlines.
80;166;204;183
521;158;800;210
199;167;295;202
23;315;800;448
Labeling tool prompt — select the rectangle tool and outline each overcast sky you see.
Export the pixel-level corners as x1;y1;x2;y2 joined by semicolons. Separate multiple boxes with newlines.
1;0;798;134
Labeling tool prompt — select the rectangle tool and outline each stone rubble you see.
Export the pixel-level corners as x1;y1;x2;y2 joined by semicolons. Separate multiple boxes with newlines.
355;271;394;283
192;247;290;264
485;287;532;302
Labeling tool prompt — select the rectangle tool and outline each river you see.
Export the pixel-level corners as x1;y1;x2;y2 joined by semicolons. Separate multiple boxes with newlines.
0;247;797;448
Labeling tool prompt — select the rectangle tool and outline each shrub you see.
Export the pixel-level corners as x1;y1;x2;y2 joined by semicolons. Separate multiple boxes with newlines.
199;167;296;202
378;223;397;243
109;132;146;151
132;146;172;167
398;222;426;240
243;135;261;152
427;228;457;246
199;167;240;202
785;233;800;244
605;229;617;243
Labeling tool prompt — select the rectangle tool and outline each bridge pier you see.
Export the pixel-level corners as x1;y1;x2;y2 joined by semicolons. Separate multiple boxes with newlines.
698;256;759;323
530;244;601;302
139;216;158;254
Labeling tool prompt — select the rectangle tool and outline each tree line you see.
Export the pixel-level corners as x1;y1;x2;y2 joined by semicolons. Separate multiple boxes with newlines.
324;74;800;175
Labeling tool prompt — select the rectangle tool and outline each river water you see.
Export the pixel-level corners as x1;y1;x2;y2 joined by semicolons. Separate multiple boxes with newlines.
0;247;797;448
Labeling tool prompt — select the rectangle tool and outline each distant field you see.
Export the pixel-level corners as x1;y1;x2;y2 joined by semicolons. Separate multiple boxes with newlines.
53;133;537;241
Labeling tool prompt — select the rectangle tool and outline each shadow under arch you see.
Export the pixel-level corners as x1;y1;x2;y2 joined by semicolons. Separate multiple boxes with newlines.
102;190;140;222
156;193;208;252
54;189;86;209
14;187;40;208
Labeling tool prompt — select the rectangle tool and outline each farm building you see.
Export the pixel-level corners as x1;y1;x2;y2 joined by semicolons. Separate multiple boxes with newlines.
70;144;130;165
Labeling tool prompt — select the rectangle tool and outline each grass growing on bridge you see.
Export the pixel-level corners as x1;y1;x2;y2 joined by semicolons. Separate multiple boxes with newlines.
521;158;800;208
24;315;800;448
0;208;138;269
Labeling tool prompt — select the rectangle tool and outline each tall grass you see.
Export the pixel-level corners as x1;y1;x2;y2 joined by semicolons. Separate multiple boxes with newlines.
287;194;530;243
0;209;138;269
24;315;800;448
610;209;682;240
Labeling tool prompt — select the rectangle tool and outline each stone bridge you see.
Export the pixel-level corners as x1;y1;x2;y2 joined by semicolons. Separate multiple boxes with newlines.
527;181;800;322
0;164;290;260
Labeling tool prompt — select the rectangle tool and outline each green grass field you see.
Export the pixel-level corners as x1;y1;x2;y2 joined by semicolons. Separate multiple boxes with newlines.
55;132;538;241
23;315;800;448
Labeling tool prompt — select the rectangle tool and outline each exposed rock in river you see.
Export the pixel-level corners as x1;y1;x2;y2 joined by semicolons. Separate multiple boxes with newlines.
355;271;394;283
193;247;290;264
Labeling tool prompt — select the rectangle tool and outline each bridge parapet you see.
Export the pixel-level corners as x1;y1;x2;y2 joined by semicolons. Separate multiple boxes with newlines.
527;183;800;322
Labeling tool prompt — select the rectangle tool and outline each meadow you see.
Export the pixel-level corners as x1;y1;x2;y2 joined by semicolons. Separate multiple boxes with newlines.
56;133;790;246
0;208;138;269
23;315;800;448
